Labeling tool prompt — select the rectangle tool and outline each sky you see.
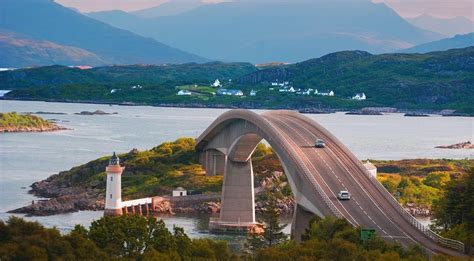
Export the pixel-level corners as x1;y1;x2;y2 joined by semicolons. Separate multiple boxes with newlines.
55;0;474;20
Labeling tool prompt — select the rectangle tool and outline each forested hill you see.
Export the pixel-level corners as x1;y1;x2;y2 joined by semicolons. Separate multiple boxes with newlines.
0;62;257;89
238;47;474;114
1;48;473;114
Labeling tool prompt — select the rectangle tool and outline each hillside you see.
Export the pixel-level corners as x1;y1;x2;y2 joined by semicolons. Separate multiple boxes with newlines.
237;47;474;114
401;33;474;53
407;15;474;37
0;29;105;67
87;0;441;63
0;0;205;67
2;48;473;114
0;62;257;89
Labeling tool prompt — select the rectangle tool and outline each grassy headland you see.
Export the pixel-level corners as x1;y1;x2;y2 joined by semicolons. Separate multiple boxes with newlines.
11;138;473;218
0;112;66;133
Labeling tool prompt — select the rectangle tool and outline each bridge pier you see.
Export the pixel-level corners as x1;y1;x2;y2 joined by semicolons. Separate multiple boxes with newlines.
219;159;256;224
292;204;316;242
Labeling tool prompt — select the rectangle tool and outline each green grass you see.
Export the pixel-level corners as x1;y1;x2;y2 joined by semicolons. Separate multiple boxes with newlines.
0;112;54;129
374;159;473;207
177;85;216;95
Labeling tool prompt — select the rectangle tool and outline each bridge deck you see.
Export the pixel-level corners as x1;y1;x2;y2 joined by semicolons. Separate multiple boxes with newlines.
262;113;462;256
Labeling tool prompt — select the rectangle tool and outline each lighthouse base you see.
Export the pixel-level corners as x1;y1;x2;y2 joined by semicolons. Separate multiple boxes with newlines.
104;208;123;216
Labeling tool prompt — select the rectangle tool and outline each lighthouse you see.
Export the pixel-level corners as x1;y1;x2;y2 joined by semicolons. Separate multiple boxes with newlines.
104;152;124;216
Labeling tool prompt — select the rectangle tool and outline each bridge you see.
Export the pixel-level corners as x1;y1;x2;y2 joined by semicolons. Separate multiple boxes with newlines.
196;109;465;256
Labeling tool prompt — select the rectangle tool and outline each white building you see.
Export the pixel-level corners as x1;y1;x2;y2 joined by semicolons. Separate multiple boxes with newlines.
250;90;257;96
363;160;377;178
172;187;187;197
177;90;192;96
105;153;125;216
317;90;334;96
211;79;222;88
352;93;366;100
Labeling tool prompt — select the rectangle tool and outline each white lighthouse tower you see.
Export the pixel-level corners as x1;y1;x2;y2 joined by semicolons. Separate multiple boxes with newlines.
104;152;124;216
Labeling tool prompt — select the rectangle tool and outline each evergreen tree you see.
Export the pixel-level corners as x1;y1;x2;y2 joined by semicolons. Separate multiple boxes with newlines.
247;186;288;251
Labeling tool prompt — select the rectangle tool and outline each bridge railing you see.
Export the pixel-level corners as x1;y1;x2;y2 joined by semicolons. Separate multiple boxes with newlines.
364;170;465;253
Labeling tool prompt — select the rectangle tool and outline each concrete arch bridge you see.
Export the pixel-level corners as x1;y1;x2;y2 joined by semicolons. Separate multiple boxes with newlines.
196;109;465;256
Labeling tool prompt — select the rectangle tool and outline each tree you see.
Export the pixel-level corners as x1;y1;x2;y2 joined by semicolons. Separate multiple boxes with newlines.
247;186;288;251
431;167;474;244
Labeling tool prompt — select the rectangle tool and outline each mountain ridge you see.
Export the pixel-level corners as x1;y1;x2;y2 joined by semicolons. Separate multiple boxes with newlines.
87;0;442;63
0;0;207;67
401;33;474;53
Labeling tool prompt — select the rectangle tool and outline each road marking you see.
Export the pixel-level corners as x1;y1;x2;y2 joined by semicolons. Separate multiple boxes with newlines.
267;116;361;227
279;115;399;238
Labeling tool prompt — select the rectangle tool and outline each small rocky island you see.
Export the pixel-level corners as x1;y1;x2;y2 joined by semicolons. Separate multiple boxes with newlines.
0;112;67;133
436;141;474;149
75;110;118;115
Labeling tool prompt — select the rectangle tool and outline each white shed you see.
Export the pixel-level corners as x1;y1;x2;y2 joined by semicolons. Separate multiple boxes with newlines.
172;187;187;197
363;160;377;178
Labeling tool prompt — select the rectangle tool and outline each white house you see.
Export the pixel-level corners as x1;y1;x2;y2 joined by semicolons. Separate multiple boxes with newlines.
318;90;334;96
177;90;192;96
363;160;377;178
110;89;118;94
216;89;244;96
172;187;187;197
352;93;366;100
211;79;222;88
250;90;257;96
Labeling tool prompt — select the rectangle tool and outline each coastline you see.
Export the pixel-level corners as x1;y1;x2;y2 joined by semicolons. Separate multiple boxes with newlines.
2;97;472;117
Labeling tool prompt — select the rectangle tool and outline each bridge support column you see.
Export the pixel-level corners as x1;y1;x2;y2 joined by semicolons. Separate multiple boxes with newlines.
219;159;255;224
292;204;316;242
201;149;226;176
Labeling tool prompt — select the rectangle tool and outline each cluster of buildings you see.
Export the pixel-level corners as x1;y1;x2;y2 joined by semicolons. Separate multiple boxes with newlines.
270;80;366;100
177;79;251;97
175;78;366;100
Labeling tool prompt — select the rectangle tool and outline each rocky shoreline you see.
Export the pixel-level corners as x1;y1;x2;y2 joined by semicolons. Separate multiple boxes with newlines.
0;124;68;133
4;97;472;117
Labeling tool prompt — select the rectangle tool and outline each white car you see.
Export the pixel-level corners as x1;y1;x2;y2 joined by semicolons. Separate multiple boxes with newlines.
337;190;351;200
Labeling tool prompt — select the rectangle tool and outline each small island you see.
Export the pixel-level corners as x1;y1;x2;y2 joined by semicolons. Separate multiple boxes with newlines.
436;141;474;149
0;112;67;133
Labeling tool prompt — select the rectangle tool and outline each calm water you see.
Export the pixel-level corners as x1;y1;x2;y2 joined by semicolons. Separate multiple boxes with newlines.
0;100;472;240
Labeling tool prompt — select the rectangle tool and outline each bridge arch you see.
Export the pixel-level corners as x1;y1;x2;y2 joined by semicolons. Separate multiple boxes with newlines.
196;109;343;238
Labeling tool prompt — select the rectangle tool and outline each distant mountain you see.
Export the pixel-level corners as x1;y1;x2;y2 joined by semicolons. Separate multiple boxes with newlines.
401;33;474;53
407;15;474;37
88;0;442;63
0;29;105;67
0;0;206;67
131;0;208;18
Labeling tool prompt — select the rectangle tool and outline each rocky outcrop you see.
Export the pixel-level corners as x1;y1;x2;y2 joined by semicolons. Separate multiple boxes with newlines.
404;203;431;218
9;187;103;216
436;141;473;149
74;110;117;115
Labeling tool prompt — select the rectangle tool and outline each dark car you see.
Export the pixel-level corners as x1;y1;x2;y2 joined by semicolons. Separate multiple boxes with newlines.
315;139;326;148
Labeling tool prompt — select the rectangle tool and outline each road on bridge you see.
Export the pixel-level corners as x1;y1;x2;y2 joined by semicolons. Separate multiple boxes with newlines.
261;112;463;257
